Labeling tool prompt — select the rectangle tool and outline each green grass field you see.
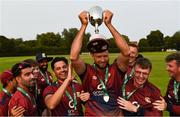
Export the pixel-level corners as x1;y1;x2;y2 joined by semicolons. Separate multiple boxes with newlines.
0;52;174;116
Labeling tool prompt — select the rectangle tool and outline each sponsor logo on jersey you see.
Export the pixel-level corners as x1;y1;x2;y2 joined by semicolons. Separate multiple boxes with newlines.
69;100;74;109
93;90;104;96
97;84;103;90
41;78;45;82
92;76;97;80
92;84;104;96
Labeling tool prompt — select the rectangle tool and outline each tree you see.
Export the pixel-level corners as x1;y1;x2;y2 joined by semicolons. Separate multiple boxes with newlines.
24;40;37;47
138;38;149;47
62;28;78;53
147;30;164;48
138;38;150;51
172;31;180;50
164;36;173;50
36;32;62;47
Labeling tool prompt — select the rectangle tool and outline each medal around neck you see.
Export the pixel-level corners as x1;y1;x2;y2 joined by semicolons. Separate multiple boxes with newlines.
103;95;109;102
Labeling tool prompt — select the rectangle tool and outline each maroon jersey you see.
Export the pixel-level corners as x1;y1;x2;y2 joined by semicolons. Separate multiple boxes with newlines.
164;78;180;116
43;80;83;116
126;65;134;76
35;70;53;114
123;78;162;116
79;62;125;116
0;91;11;116
8;90;37;116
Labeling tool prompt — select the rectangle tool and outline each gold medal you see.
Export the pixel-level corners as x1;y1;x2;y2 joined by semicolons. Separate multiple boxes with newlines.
103;95;109;102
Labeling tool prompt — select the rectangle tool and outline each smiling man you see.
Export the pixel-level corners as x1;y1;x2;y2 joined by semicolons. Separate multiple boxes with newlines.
117;57;162;116
43;57;90;116
153;52;180;116
70;10;130;116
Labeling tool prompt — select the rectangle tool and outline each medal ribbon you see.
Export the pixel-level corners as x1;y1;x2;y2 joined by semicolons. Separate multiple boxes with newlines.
17;87;36;105
174;80;180;103
122;67;143;100
40;71;51;85
65;83;77;110
93;64;109;97
2;88;12;97
122;67;134;99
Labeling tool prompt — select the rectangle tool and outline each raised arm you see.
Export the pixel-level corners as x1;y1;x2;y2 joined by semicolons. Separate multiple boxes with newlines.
70;11;88;75
44;64;74;110
104;10;130;72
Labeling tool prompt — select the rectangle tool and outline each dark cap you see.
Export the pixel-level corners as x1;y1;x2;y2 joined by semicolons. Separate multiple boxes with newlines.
11;62;31;77
87;34;109;53
0;70;14;87
36;52;53;62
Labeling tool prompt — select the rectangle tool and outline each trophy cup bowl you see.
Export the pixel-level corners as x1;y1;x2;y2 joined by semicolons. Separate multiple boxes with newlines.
89;6;103;33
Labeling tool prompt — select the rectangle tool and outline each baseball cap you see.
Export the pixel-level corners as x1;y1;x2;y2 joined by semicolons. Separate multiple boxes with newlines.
87;34;109;53
0;70;14;87
11;62;31;77
36;52;53;62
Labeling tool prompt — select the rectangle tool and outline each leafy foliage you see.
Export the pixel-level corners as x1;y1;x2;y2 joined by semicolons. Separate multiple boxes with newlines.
0;29;179;56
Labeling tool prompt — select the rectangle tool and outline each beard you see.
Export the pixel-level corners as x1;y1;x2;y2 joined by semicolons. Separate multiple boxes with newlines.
95;63;108;70
40;65;48;72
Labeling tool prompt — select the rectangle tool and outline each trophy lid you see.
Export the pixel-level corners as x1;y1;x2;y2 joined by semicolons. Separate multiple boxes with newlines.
87;34;109;53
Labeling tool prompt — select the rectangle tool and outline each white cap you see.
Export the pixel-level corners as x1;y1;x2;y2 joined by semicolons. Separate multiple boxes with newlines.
89;34;106;41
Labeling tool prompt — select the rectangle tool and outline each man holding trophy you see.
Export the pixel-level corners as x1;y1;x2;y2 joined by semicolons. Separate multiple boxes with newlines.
70;6;130;116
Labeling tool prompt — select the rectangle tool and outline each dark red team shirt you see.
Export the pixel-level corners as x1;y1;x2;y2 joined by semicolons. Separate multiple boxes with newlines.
79;62;125;116
0;91;11;116
43;80;83;116
8;90;37;116
35;71;53;113
164;78;180;116
123;78;162;116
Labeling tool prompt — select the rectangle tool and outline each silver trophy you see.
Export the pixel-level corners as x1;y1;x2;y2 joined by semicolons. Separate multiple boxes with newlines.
89;6;103;34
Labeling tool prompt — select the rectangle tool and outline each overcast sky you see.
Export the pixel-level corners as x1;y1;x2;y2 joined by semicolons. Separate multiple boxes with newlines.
0;0;179;41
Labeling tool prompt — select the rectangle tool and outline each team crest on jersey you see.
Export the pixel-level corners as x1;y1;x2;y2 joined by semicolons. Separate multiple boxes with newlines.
41;78;45;82
92;76;97;80
76;92;80;97
108;73;111;77
38;89;41;94
145;97;151;103
33;104;36;108
126;92;130;95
